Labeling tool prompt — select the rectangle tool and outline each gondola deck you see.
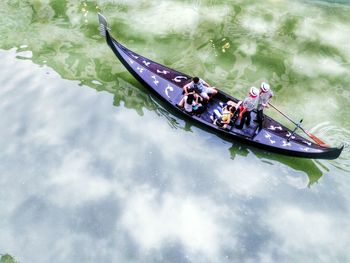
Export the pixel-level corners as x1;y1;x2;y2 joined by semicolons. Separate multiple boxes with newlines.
98;13;343;159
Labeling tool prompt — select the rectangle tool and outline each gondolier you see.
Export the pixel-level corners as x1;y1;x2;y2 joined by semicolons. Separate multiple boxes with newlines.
236;87;259;129
256;82;274;132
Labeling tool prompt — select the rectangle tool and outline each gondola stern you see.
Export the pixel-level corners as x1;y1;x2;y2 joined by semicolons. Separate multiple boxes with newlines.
334;144;344;158
300;144;344;159
322;144;344;159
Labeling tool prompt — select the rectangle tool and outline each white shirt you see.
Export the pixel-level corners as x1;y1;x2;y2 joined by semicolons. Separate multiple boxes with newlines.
184;95;194;112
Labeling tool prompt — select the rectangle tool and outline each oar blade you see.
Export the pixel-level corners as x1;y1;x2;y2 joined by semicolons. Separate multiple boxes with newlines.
305;131;329;147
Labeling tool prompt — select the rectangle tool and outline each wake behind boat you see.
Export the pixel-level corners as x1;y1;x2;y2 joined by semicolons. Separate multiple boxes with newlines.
98;13;343;159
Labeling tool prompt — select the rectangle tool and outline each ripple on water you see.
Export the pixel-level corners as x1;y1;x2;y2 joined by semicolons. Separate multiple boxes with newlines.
311;122;350;171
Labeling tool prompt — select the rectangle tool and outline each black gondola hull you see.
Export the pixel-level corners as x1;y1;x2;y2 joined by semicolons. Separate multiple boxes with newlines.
99;15;343;159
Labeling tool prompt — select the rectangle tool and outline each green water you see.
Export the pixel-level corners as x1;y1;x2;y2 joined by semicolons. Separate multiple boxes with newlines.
0;254;16;263
0;0;350;262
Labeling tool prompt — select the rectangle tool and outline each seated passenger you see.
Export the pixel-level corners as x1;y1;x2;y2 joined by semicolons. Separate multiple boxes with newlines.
211;104;237;129
212;100;241;123
183;76;218;101
225;100;241;123
178;93;204;114
178;88;197;107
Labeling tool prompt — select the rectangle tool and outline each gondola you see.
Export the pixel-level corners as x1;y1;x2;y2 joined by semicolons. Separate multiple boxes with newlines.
98;13;343;159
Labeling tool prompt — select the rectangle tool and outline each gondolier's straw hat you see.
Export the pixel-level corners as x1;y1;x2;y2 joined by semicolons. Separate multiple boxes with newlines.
261;82;270;93
250;86;259;98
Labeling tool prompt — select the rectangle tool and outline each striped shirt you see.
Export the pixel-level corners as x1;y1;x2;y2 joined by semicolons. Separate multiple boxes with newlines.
243;96;258;111
257;90;274;110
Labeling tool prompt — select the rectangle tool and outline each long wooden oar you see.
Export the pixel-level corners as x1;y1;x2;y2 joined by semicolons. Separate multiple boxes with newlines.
268;102;329;147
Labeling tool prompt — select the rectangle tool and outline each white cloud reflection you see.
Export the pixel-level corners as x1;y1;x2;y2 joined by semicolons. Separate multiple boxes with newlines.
120;185;233;259
292;55;347;77
261;204;350;262
104;1;230;36
296;18;350;61
47;150;114;207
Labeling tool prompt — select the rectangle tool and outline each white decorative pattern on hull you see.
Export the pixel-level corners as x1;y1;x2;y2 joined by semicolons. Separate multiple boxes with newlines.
143;60;150;67
282;140;292;147
269;125;283;131
302;140;312;146
157;69;169;75
264;132;276;144
172;76;188;83
165;84;174;98
151;75;159;86
286;131;296;139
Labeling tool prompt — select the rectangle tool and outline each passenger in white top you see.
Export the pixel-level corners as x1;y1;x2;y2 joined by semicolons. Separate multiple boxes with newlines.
256;82;274;132
177;92;203;114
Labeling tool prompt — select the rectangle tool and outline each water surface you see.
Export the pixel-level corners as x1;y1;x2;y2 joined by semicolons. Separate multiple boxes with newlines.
0;0;350;262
